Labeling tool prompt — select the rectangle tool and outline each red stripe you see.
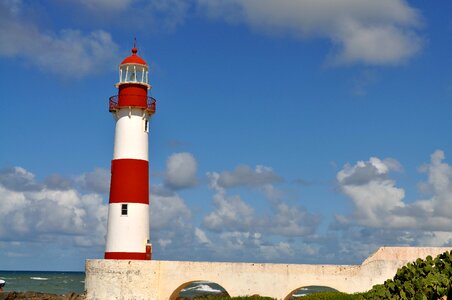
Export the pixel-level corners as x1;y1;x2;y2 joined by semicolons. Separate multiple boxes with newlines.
118;85;148;108
104;252;151;260
109;159;149;204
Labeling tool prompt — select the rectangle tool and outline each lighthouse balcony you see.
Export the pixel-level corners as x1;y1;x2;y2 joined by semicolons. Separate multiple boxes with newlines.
109;95;156;114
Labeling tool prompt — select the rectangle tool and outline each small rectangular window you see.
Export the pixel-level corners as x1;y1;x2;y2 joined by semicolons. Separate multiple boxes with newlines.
144;120;149;132
121;204;128;216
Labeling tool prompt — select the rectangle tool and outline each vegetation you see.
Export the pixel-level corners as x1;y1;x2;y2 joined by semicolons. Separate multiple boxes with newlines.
188;296;275;300
361;250;452;300
189;293;360;300
301;291;361;299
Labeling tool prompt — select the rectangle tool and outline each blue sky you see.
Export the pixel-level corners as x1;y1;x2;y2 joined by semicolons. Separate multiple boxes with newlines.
1;0;452;271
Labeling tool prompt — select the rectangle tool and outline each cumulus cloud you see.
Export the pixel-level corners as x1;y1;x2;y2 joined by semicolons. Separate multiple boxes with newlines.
0;0;119;77
203;191;257;232
151;191;192;230
76;168;110;194
164;152;198;190
0;167;42;192
204;169;319;237
194;227;212;245
336;150;452;236
149;184;196;257
196;0;423;65
419;150;452;217
44;174;73;191
0;167;108;247
215;165;282;189
269;202;319;236
217;231;294;261
337;156;410;227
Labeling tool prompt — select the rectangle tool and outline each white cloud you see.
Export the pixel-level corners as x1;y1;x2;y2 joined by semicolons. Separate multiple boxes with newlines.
421;150;452;217
204;170;319;237
150;190;192;230
216;231;295;261
196;0;423;65
149;186;195;258
0;168;108;247
44;174;73;191
195;227;212;245
214;165;282;189
0;0;119;77
76;168;110;194
337;157;407;227
269;202;319;236
203;191;257;232
336;150;452;234
164;152;198;190
157;238;172;249
0;167;42;191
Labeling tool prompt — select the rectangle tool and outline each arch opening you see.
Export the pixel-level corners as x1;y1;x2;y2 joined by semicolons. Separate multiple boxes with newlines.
285;286;339;300
170;280;229;300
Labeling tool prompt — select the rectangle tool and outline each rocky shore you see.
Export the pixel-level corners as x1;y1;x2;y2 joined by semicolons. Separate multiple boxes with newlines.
0;292;85;300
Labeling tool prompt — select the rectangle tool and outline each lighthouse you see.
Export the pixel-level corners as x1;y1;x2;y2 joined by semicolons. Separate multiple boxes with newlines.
104;44;155;260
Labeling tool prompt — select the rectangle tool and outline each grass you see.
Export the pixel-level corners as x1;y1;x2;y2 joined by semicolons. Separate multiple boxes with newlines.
189;292;364;300
300;291;363;299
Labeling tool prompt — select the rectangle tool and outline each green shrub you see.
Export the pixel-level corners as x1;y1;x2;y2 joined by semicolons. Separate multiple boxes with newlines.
363;250;452;300
192;295;275;300
191;293;364;300
300;291;362;299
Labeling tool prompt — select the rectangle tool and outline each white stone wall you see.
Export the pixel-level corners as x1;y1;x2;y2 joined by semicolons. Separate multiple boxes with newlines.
85;247;451;300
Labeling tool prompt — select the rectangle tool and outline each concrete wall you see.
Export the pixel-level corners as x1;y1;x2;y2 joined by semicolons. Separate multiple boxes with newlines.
85;247;451;300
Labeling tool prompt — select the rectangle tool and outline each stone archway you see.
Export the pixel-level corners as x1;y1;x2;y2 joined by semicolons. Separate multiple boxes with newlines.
170;280;229;300
285;286;339;300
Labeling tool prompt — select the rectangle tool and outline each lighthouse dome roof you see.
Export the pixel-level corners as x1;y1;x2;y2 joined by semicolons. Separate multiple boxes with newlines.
121;47;147;65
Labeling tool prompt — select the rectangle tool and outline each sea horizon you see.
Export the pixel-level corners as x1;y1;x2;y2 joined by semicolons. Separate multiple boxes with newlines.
0;270;85;294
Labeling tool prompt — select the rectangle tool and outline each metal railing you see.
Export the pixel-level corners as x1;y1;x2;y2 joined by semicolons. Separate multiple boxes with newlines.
109;95;156;114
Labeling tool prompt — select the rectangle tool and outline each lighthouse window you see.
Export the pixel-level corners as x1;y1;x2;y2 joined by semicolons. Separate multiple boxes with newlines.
136;67;144;83
130;71;136;82
119;65;148;84
121;204;128;216
144;120;149;132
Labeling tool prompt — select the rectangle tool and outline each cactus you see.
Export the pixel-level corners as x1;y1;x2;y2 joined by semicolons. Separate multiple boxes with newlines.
363;251;452;300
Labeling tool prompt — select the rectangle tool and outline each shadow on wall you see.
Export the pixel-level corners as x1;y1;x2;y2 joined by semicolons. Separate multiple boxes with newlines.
171;281;229;300
286;286;338;300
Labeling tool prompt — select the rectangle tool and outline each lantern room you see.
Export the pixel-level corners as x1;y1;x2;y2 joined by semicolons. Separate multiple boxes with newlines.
109;45;156;115
116;47;150;88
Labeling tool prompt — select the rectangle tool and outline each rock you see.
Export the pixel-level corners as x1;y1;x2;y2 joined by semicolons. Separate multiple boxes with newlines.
0;292;85;300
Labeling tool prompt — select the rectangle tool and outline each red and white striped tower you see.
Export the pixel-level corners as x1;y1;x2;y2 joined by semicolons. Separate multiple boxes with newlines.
104;44;156;260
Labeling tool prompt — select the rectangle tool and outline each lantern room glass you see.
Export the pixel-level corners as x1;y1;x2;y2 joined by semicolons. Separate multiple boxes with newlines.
119;64;149;85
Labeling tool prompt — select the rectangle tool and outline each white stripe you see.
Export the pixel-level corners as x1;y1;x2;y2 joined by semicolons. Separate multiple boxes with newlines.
105;203;150;253
113;108;149;161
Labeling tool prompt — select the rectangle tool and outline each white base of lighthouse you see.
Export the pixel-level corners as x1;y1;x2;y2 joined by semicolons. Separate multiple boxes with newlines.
105;203;150;254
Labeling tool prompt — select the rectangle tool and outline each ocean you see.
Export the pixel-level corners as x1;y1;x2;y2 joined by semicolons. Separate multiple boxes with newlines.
0;271;334;297
0;271;85;294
